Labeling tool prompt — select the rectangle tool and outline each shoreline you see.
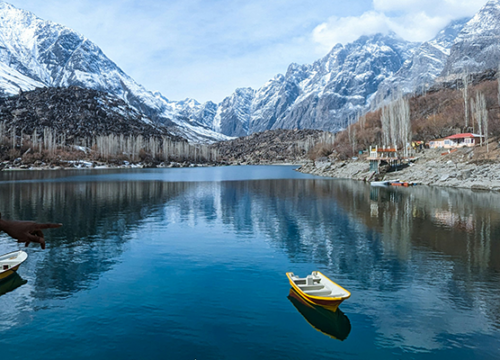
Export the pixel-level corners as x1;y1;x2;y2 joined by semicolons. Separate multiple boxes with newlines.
296;147;500;192
0;159;306;172
2;149;499;192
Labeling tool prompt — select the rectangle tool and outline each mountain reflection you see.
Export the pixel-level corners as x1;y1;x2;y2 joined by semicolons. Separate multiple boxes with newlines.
0;180;197;299
0;171;499;352
2;177;498;298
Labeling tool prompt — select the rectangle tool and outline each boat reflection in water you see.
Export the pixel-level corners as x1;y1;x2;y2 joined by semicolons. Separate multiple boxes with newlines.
288;288;351;341
0;273;27;297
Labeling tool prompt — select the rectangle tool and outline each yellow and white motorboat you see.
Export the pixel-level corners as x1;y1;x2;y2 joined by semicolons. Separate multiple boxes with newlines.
0;250;28;282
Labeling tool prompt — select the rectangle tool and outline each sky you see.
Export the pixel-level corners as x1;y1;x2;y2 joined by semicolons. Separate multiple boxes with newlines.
8;0;488;103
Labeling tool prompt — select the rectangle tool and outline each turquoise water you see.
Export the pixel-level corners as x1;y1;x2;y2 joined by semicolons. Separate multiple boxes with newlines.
0;165;499;359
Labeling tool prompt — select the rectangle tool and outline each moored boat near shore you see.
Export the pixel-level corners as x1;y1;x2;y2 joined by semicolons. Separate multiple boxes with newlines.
286;271;351;312
370;178;399;187
389;181;419;187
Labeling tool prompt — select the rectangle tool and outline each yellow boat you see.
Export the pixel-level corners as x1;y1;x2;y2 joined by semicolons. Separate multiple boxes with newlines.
0;250;28;282
286;271;350;312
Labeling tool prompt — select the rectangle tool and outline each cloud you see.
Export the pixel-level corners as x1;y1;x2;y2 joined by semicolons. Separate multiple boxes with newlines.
312;0;486;51
373;0;483;16
312;11;391;50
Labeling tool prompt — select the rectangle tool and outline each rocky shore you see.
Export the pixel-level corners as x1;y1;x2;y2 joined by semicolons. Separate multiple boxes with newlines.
297;146;500;191
0;158;226;171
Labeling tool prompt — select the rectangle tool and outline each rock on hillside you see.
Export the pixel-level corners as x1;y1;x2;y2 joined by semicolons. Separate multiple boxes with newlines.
211;129;334;164
0;86;184;142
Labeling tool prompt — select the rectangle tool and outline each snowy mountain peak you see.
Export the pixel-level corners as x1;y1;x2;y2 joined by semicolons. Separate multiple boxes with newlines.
209;32;419;136
456;0;500;41
0;1;231;142
441;0;500;76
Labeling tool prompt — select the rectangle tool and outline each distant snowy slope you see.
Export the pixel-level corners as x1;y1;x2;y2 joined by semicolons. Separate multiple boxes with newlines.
442;0;500;76
378;18;469;97
0;61;44;95
206;33;419;136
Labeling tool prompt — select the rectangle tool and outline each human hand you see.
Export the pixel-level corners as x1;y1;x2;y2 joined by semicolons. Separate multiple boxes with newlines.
0;213;62;249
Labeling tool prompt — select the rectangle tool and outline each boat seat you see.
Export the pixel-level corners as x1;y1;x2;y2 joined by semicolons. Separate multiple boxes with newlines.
303;289;332;296
298;285;324;291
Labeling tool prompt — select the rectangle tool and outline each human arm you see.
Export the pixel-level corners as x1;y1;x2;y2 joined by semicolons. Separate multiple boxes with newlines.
0;213;62;249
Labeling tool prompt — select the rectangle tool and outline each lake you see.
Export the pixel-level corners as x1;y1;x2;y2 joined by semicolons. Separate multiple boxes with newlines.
0;165;499;359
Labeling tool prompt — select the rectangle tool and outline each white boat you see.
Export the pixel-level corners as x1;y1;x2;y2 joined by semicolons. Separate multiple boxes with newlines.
370;178;399;187
0;251;28;282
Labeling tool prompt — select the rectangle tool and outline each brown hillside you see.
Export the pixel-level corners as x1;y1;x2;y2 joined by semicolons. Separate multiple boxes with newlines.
330;70;500;159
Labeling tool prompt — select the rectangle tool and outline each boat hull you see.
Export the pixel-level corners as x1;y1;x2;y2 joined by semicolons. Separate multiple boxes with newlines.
370;181;389;187
0;264;21;282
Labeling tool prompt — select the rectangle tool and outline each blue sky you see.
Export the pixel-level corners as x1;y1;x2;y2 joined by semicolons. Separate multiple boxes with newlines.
8;0;486;103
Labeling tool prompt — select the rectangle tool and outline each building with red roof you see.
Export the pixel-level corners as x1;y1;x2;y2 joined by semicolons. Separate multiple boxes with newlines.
429;133;484;149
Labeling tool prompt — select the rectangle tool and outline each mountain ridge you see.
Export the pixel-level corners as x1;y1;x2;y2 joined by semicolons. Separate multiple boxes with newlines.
0;1;230;142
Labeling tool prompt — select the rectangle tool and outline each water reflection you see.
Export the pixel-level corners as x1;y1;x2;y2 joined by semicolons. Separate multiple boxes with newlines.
0;273;27;296
0;180;196;299
1;176;499;304
0;169;499;356
288;288;351;341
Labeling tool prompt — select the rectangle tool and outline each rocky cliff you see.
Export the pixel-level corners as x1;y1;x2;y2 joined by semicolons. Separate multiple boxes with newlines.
211;129;333;164
0;86;183;142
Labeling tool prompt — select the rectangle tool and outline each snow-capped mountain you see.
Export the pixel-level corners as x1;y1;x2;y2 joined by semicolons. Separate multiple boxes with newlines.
261;33;417;132
0;2;230;142
202;0;500;137
204;33;418;136
442;0;500;76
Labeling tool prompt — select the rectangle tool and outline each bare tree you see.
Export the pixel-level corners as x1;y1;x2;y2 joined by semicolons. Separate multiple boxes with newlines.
398;97;411;157
379;96;411;156
462;70;470;130
381;106;390;146
470;97;476;134
480;93;489;152
475;92;485;147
